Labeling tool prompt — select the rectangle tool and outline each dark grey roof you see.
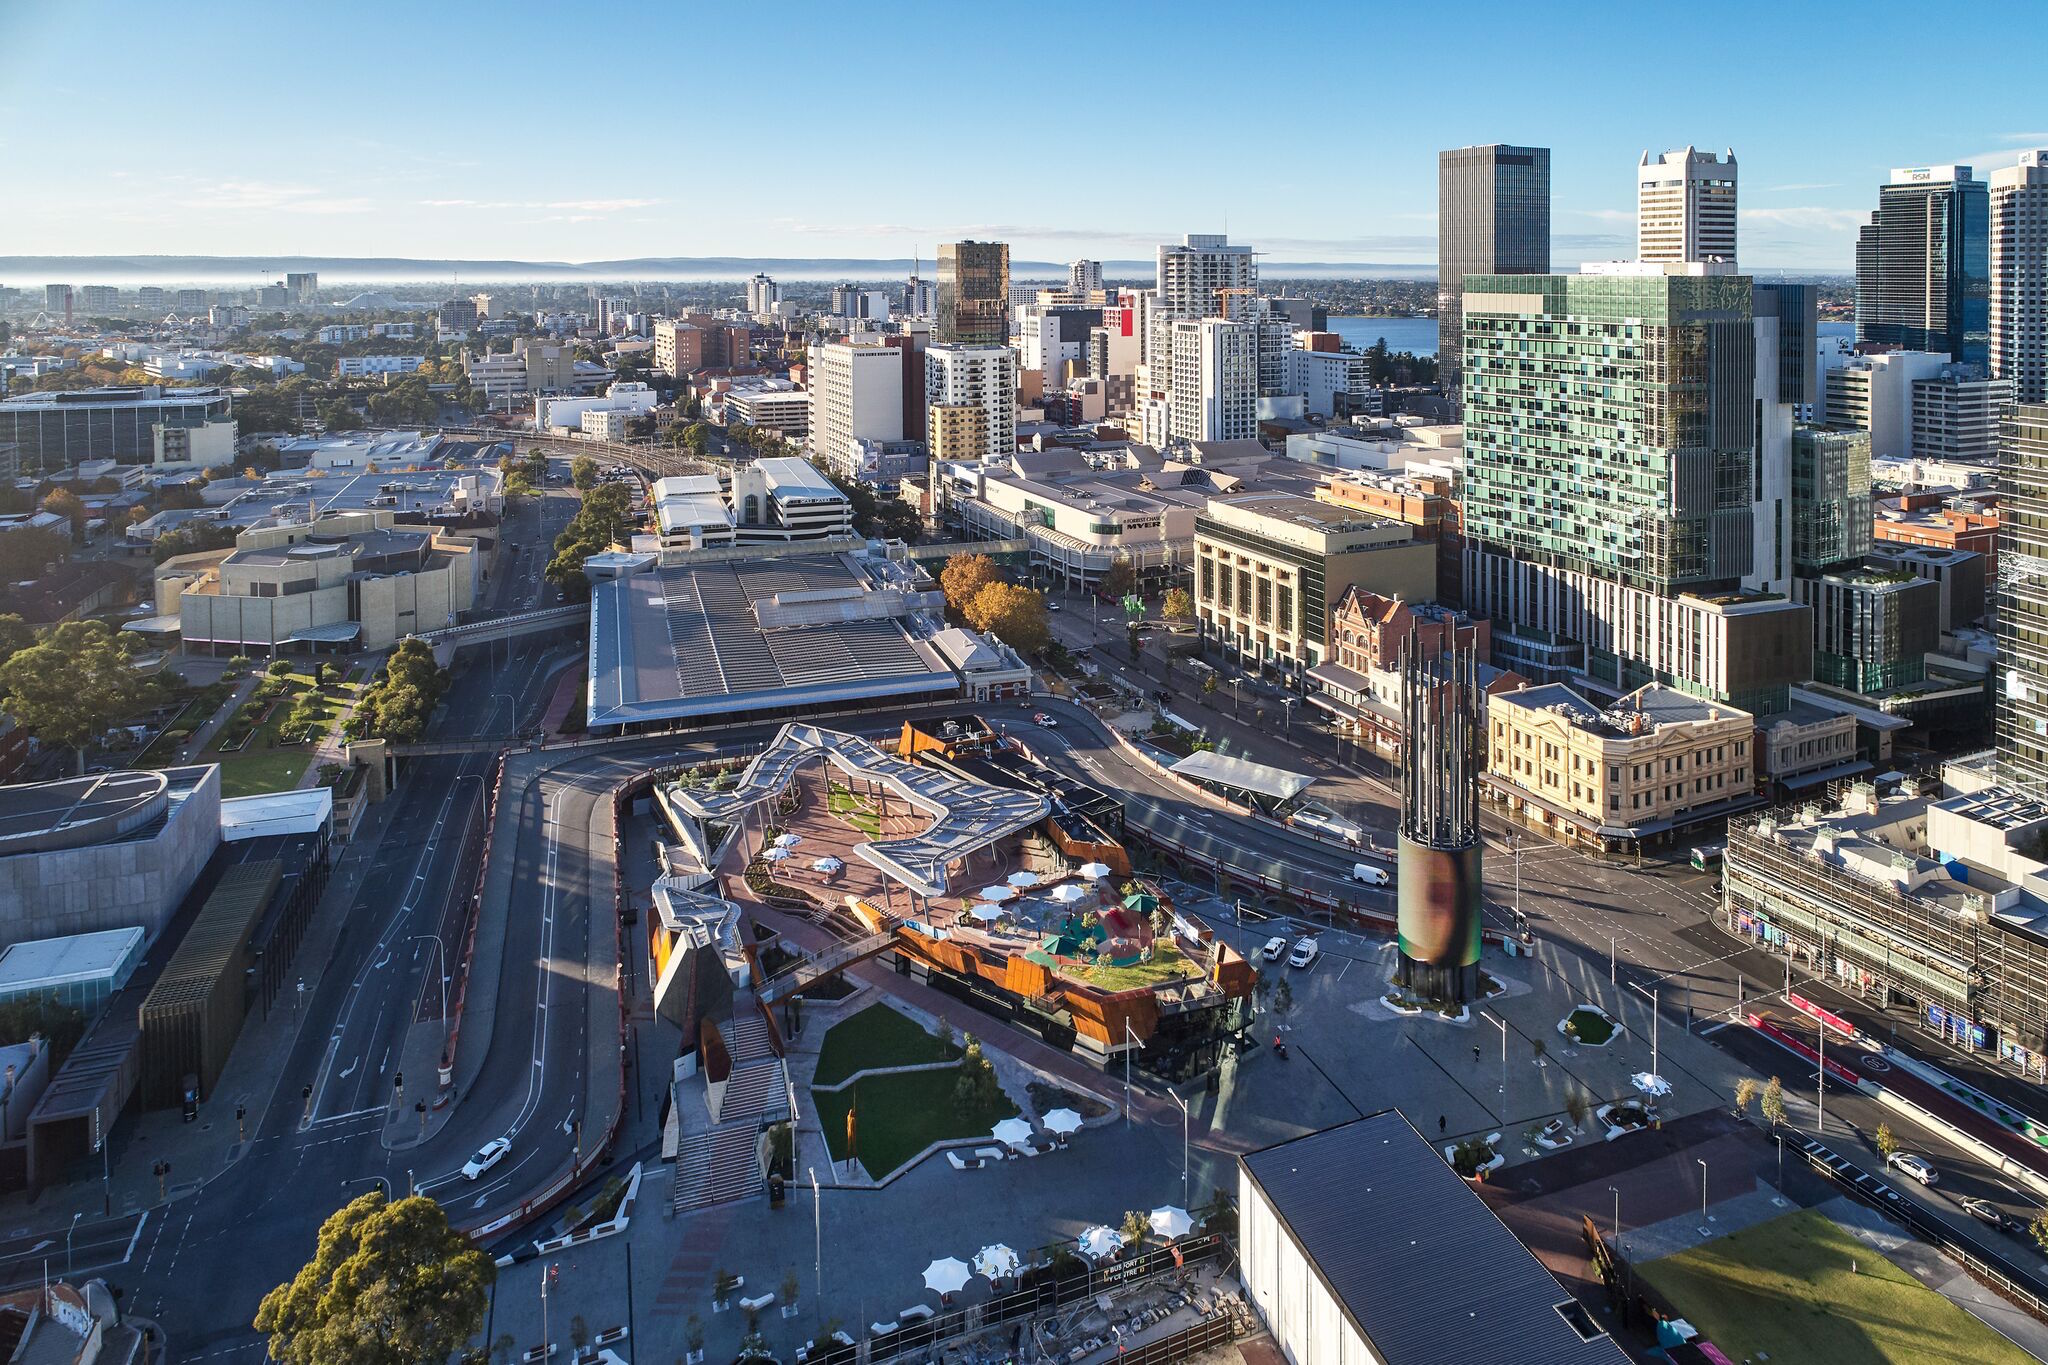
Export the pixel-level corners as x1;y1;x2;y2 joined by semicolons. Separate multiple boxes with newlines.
1240;1111;1628;1365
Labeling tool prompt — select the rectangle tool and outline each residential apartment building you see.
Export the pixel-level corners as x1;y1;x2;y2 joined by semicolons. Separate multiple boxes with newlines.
160;510;479;654
654;318;704;377
1459;269;1812;711
336;355;426;379
286;272;319;305
1437;145;1550;397
936;241;1009;346
925;343;1014;463
1637;147;1738;264
1485;682;1758;852
1856;165;1990;368
1167;318;1257;443
745;273;779;314
808;339;906;478
1992;150;2048;403
1794;567;1939;693
1998;402;2048;792
1155;234;1256;322
78;285;119;312
316;325;368;345
1194;492;1436;675
1791;427;1873;572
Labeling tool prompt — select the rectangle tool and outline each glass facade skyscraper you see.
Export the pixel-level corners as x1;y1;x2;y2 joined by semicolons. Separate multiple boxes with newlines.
1997;402;2048;792
1436;146;1549;398
1855;166;1990;369
1790;427;1873;573
936;240;1010;346
1460;271;1757;592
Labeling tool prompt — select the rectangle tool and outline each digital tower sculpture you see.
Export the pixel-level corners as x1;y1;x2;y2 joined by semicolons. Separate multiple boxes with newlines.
1395;632;1485;1004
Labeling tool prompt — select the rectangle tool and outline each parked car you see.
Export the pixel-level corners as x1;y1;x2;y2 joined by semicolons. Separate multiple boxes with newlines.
1032;713;1057;727
1350;863;1390;886
1961;1197;2015;1231
1260;936;1289;962
1287;937;1320;969
1046;601;1060;612
1888;1152;1938;1185
462;1137;512;1180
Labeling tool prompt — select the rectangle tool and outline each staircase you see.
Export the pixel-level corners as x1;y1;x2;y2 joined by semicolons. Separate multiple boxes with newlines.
724;1009;777;1064
672;1124;763;1213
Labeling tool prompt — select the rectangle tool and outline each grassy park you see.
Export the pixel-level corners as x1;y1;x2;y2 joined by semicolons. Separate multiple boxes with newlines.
1636;1209;2037;1365
814;1067;1018;1179
811;1003;961;1087
202;667;361;797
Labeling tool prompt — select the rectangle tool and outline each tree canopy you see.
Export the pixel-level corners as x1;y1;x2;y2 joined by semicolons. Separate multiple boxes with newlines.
254;1191;494;1365
939;554;1003;613
39;488;87;536
0;619;156;768
1161;587;1194;623
545;483;636;601
963;582;1049;654
570;455;599;491
0;525;69;581
347;638;450;744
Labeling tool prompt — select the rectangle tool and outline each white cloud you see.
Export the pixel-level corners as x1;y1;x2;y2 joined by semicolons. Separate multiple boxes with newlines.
1739;206;1866;232
421;197;660;213
188;181;372;215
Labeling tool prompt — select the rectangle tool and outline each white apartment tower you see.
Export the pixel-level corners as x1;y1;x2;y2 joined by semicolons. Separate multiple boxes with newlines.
745;273;779;314
1168;318;1257;443
1156;234;1256;320
926;343;1017;462
1069;259;1104;294
1993;150;2048;403
809;339;906;477
1637;147;1738;264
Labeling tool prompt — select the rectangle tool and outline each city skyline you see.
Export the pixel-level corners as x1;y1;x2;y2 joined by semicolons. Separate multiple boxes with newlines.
4;1;2046;271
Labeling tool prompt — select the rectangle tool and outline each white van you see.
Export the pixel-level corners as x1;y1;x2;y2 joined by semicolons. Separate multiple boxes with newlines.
1350;863;1389;887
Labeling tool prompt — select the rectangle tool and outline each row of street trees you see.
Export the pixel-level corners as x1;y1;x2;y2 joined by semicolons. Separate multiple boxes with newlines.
939;554;1049;654
546;483;636;603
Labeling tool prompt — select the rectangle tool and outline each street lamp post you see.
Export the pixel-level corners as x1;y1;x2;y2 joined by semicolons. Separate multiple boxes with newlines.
1607;1185;1620;1241
1124;1020;1137;1127
1817;1022;1827;1136
808;1167;823;1329
1169;1090;1190;1207
1697;1158;1708;1223
67;1212;80;1274
1628;980;1661;1080
1609;933;1618;985
1486;1014;1508;1116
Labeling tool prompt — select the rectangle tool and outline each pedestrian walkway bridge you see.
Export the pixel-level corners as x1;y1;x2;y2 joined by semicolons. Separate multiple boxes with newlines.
414;604;587;666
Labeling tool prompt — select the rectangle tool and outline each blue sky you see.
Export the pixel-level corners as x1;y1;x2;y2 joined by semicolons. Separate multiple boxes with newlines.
5;0;2046;271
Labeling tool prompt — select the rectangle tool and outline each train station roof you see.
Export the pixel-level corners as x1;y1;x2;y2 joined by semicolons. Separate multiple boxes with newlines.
1169;750;1314;802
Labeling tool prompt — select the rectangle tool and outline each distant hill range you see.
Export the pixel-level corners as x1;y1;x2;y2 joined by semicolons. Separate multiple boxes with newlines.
0;253;1440;283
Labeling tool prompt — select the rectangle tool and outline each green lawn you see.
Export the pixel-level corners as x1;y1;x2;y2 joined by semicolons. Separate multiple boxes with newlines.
815;1066;1018;1178
205;674;359;798
1565;1006;1616;1045
1636;1209;2038;1365
826;783;881;835
812;1003;960;1087
1063;939;1198;992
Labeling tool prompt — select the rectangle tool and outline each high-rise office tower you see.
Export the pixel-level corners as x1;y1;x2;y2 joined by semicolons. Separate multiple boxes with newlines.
1460;266;1811;710
1155;234;1255;320
1992;150;2048;402
936;241;1009;345
1637;147;1738;264
1997;402;2048;791
286;271;319;305
1436;145;1550;398
1856;165;1990;368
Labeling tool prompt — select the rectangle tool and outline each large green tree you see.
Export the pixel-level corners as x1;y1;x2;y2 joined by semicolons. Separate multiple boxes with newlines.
544;483;636;601
348;638;450;744
0;620;157;771
254;1191;494;1365
570;454;599;491
0;526;69;581
0;615;35;669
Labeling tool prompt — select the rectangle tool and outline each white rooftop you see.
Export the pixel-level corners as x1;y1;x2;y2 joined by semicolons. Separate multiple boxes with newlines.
0;926;146;990
220;787;333;841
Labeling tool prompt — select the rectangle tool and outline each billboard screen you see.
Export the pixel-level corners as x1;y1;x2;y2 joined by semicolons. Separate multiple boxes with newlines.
1395;836;1482;970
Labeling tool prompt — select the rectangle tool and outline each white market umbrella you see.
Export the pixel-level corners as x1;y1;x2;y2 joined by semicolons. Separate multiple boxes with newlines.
811;856;844;873
969;903;1005;923
974;1244;1020;1281
1077;862;1112;880
1007;870;1041;888
991;1117;1034;1149
1041;1107;1083;1137
763;846;791;864
1630;1071;1673;1097
977;885;1017;902
774;832;802;848
1050;883;1088;905
922;1257;971;1296
1077;1226;1124;1261
1149;1205;1194;1240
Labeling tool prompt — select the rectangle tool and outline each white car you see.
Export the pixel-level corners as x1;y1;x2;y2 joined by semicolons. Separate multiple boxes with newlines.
1287;938;1320;969
1260;935;1289;962
1350;863;1390;886
462;1137;512;1180
1888;1151;1938;1185
1033;713;1058;728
